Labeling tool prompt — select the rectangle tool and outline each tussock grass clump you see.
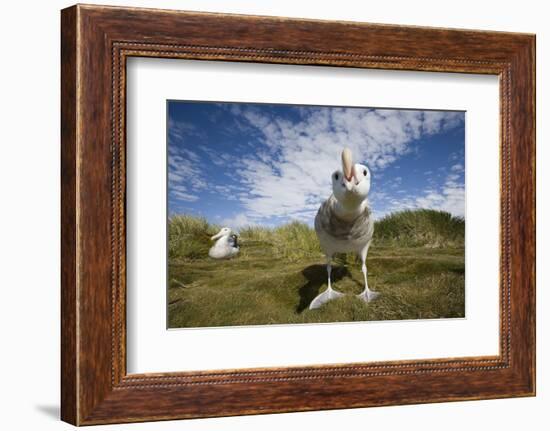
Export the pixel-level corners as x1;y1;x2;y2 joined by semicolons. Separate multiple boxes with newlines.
238;225;273;243
237;226;273;259
168;209;465;261
374;209;464;248
168;215;218;260
237;222;323;261
272;221;322;261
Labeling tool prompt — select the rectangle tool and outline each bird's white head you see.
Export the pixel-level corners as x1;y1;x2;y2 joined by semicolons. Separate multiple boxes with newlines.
331;147;371;209
211;227;232;241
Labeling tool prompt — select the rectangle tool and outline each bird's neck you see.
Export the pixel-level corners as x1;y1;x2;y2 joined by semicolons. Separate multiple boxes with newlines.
334;198;368;221
215;235;230;245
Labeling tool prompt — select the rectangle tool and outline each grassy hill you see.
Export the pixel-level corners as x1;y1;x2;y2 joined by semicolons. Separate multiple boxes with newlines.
168;209;465;328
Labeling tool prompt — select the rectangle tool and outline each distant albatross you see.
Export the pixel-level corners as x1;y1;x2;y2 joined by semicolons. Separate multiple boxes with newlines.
309;147;379;309
208;227;240;259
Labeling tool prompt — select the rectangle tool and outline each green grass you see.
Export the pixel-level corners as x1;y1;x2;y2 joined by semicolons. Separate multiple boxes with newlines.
167;209;465;328
375;209;465;248
168;214;218;260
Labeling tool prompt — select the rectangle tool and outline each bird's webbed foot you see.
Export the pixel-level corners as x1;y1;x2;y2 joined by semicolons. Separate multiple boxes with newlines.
309;287;344;310
356;289;380;303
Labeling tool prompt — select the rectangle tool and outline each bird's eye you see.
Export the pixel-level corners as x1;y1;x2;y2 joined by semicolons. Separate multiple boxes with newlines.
363;169;367;176
334;173;339;180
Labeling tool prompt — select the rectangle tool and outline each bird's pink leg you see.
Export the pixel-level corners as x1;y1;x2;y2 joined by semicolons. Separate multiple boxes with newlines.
309;255;344;310
326;256;332;290
357;243;379;302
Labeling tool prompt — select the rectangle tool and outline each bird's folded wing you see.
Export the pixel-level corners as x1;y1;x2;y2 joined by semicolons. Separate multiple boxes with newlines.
315;196;373;241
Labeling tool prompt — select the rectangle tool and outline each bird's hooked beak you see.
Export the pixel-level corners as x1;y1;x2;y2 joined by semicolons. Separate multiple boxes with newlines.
342;148;356;186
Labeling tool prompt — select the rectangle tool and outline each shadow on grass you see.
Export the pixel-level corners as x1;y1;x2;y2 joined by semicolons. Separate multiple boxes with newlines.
449;266;465;275
297;264;353;313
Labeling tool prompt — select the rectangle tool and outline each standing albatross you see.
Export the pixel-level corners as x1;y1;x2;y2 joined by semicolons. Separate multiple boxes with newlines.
309;147;379;310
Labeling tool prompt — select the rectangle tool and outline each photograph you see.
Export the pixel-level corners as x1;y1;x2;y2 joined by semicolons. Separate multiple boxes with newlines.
167;100;466;328
1;0;540;428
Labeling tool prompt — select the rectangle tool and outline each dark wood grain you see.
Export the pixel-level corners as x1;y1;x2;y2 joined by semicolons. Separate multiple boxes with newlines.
60;6;78;425
61;4;536;425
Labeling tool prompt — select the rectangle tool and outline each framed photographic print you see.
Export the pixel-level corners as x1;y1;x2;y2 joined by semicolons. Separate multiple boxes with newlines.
164;100;466;328
61;4;536;425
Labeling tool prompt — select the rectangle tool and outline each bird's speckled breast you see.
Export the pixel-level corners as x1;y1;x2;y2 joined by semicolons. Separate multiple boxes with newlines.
315;195;374;242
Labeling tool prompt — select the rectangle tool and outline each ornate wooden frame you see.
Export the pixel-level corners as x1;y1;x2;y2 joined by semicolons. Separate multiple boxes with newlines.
61;4;535;425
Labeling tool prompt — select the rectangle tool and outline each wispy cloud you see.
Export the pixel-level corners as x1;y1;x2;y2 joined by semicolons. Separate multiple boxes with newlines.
226;106;463;222
167;119;205;202
168;103;465;226
380;172;465;218
220;213;258;229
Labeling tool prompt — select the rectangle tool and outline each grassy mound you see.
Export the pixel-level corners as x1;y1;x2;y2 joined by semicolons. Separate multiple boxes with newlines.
167;209;465;327
168;209;465;262
168;246;465;327
375;209;464;248
168;215;219;260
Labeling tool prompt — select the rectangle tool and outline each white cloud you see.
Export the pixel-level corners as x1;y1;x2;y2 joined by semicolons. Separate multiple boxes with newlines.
423;111;464;134
230;107;463;222
168;106;464;222
168;115;247;205
381;172;465;218
220;213;257;230
167;119;205;202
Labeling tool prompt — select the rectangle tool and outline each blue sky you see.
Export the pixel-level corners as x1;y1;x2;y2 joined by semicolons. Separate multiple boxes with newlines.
168;101;465;228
